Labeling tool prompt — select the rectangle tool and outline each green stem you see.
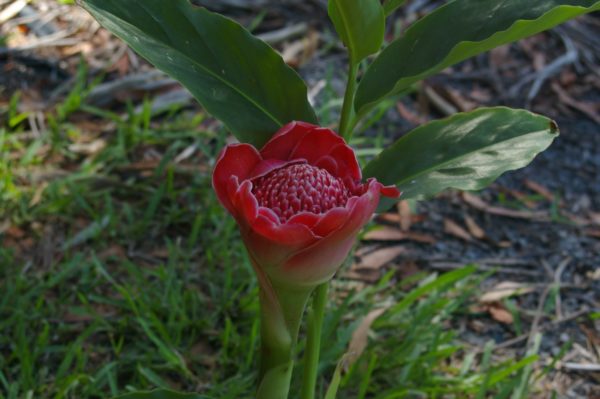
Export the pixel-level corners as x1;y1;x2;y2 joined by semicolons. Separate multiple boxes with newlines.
256;280;313;399
339;59;359;140
300;282;329;399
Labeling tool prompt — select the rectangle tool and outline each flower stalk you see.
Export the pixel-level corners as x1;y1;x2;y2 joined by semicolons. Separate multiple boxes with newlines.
254;262;313;399
300;282;329;399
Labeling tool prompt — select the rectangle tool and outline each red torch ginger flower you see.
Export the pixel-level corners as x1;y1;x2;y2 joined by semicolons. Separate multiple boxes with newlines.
213;122;400;287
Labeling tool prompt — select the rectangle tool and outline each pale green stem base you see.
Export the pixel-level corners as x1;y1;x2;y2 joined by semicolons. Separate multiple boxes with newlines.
255;279;313;399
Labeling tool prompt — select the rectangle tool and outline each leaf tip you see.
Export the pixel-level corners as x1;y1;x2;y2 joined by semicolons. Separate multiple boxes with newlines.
549;120;559;135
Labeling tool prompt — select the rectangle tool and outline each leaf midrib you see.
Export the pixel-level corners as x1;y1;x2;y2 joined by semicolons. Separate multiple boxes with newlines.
359;1;600;110
394;129;550;188
332;0;357;61
368;110;553;188
87;0;284;128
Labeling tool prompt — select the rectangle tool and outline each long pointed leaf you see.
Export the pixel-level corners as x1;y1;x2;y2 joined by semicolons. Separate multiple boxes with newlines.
328;0;385;62
80;0;317;147
363;108;559;200
355;0;600;114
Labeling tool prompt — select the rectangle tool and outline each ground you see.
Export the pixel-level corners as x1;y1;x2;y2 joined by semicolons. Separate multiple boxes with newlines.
0;1;599;398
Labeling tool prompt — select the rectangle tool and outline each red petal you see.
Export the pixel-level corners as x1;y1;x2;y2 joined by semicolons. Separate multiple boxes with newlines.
311;207;349;237
289;128;346;166
213;144;262;215
381;184;401;198
243;210;318;269
226;176;240;204
314;155;339;176
280;180;382;285
257;207;280;224
328;143;361;181
229;183;318;270
287;212;321;230
233;180;259;224
260;121;319;160
362;179;401;200
252;214;317;247
285;127;361;181
249;159;306;180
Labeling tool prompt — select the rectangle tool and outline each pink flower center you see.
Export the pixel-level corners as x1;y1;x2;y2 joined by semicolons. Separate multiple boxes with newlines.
252;163;350;222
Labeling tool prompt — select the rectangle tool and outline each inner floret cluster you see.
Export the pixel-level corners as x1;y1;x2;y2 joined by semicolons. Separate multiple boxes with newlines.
252;163;350;222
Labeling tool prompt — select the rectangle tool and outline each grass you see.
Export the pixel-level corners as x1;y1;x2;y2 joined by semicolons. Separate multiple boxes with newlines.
0;68;557;399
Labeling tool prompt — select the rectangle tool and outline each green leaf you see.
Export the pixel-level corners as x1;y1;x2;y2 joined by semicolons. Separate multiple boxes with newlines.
113;389;208;399
328;0;385;62
363;107;559;200
355;0;600;114
80;0;317;147
382;0;407;16
324;358;344;399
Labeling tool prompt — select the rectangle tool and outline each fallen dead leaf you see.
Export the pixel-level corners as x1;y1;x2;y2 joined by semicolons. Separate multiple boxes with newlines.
444;218;472;242
480;281;535;303
150;248;171;259
384;213;400;224
68;139;107;156
499;186;537;209
551;82;600;125
490;44;511;67
343;269;380;284
397;200;412;231
462;193;550;221
469;319;487;334
488;303;514;324
524;179;557;202
532;51;546;71
356;246;406;270
562;212;589;227
29;182;48;207
283;30;319;67
469;87;492;103
363;227;406;241
396;102;425;125
112;52;131;76
440;86;478;112
560;68;578;86
578;321;600;361
464;215;486;240
377;212;426;226
423;85;457;116
585;229;600;239
6;225;25;239
363;227;435;244
354;244;379;258
346;306;390;368
587;269;600;281
0;0;28;24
